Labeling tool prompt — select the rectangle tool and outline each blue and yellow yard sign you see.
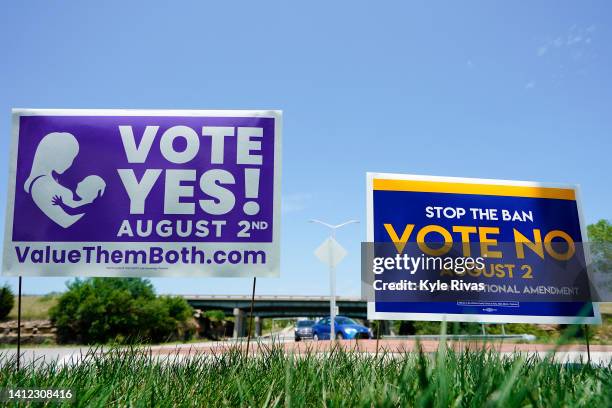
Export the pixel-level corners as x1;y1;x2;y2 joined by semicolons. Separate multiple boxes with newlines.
365;173;601;324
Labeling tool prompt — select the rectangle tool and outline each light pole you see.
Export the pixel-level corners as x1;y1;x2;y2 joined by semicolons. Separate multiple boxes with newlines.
310;219;359;340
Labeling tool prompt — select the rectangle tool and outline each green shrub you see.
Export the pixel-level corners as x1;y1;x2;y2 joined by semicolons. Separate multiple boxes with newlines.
50;278;195;344
203;309;226;322
0;284;15;320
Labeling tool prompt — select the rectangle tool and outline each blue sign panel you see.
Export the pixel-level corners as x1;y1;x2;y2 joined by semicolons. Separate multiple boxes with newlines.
366;173;601;324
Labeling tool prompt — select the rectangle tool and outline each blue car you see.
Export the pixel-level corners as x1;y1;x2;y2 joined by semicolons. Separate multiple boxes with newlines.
312;316;372;340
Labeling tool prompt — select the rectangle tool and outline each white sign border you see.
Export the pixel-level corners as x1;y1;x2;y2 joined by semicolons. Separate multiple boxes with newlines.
3;108;282;278
366;172;602;324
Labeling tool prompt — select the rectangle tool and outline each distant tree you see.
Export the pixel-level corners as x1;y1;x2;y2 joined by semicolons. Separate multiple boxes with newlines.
50;278;195;344
588;219;612;243
587;219;611;303
0;284;15;320
203;310;226;322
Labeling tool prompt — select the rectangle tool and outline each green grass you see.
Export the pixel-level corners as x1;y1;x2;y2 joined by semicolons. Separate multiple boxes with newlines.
0;342;610;407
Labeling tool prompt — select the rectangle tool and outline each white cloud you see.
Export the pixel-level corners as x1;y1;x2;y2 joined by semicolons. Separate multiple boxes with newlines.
537;25;595;57
282;193;312;214
525;81;536;90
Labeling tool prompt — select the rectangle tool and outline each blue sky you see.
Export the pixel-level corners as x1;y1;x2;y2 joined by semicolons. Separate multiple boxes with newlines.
1;1;610;296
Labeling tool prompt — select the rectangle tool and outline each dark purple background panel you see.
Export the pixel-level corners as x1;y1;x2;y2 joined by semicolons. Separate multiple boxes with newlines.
12;115;275;242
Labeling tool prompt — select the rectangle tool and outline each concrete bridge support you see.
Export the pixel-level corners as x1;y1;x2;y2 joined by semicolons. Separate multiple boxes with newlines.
233;308;244;339
255;316;262;337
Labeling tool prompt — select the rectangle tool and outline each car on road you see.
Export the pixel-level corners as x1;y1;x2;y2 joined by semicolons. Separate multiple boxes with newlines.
312;316;372;340
294;319;315;341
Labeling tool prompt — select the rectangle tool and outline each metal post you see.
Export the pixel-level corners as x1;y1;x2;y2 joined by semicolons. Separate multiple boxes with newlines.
330;230;336;341
245;277;257;356
17;276;22;371
375;320;380;357
584;324;591;364
310;219;358;342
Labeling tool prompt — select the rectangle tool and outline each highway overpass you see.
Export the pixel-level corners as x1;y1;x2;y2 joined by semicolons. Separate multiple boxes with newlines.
183;295;377;338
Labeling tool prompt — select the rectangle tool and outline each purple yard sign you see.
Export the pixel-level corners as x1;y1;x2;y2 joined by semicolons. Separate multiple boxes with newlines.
2;109;282;277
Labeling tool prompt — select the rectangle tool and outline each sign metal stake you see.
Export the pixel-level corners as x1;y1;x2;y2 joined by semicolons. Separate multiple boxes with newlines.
16;276;22;371
584;324;591;364
245;277;257;356
375;320;380;357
